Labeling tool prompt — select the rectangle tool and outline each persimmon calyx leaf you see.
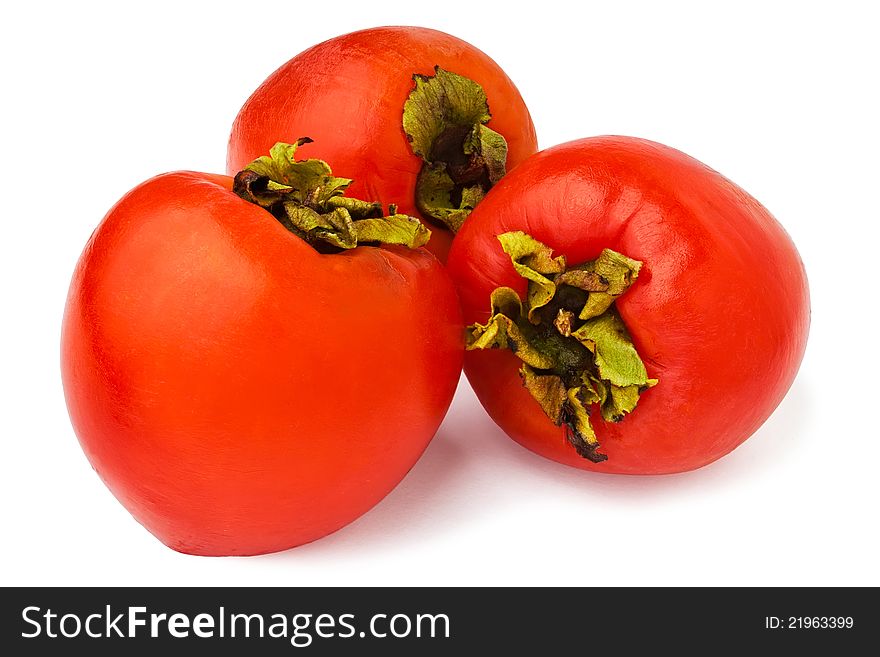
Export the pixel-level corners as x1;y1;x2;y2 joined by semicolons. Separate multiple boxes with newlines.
466;231;657;462
403;67;508;233
234;140;430;251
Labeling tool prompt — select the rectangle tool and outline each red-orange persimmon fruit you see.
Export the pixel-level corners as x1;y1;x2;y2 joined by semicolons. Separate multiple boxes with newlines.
227;26;538;261
447;137;809;475
62;141;463;555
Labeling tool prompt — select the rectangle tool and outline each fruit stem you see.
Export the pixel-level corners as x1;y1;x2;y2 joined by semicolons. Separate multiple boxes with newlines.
233;139;430;252
466;232;657;462
403;67;508;233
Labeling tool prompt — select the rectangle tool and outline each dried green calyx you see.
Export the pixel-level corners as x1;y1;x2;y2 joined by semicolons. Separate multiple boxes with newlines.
467;232;658;462
403;66;508;233
234;139;430;251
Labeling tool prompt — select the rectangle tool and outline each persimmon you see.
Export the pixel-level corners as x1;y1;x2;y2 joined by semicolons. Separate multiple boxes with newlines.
62;141;463;554
227;26;538;261
447;137;810;474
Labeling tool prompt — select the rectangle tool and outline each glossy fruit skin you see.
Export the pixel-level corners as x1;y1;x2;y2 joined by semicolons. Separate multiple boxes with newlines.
226;26;538;261
447;137;810;475
61;172;463;555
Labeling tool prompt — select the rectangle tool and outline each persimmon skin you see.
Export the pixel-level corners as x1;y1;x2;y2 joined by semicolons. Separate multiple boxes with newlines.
61;172;463;555
226;26;538;261
447;137;810;475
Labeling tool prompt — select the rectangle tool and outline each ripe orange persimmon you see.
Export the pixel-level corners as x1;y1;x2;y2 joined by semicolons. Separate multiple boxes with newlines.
62;143;463;554
227;26;538;261
448;137;809;474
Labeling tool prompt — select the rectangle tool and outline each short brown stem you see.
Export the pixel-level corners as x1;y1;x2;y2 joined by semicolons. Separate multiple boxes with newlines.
233;141;430;251
403;67;508;234
467;232;658;462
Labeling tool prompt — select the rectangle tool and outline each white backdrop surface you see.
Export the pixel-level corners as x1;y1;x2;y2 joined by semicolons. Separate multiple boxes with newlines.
1;1;876;586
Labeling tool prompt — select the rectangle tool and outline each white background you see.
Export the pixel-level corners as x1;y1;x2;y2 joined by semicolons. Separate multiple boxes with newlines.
1;1;877;586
